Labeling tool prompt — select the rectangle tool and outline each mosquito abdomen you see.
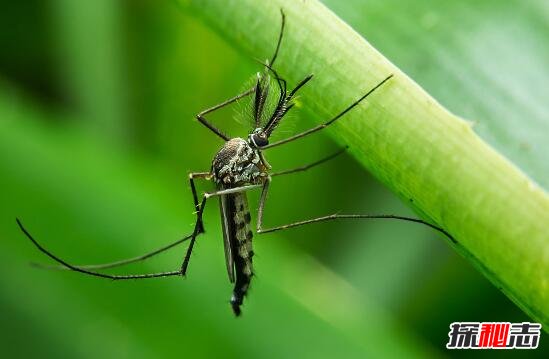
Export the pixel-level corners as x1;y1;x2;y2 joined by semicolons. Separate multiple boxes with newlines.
230;193;254;316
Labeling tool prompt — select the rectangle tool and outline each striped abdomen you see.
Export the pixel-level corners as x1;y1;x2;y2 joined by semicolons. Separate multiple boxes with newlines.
220;192;254;316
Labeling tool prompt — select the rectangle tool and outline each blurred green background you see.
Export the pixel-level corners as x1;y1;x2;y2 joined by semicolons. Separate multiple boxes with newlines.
0;0;547;358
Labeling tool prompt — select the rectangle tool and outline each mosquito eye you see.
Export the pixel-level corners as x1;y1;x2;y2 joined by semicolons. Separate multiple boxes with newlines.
252;134;269;147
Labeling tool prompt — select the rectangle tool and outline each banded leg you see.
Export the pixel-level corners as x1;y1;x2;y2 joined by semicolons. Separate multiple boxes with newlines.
262;74;394;149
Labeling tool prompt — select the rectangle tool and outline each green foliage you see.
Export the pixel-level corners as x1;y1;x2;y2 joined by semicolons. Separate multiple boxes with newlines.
0;0;547;358
184;0;549;327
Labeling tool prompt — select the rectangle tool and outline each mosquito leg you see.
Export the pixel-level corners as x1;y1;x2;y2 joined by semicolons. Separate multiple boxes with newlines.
189;172;211;233
196;87;255;141
256;178;271;232
30;172;214;272
257;210;455;243
254;180;455;244
180;183;264;276
262;74;394;149
32;233;193;271
261;71;313;137
258;214;455;243
18;184;263;279
17;218;184;280
256;147;347;229
271;147;347;177
269;9;285;67
256;147;347;231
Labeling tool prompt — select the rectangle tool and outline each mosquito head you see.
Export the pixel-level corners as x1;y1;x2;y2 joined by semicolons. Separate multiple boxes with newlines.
248;128;269;148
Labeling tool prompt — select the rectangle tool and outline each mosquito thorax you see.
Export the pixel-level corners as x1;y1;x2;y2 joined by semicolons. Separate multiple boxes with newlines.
211;138;268;186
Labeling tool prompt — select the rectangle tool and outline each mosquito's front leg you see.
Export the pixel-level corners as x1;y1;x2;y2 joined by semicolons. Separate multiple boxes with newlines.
181;183;263;276
196;87;255;141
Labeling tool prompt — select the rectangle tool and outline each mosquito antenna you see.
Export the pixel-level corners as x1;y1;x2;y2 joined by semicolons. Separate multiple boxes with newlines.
254;73;272;127
269;9;286;67
256;59;286;99
16;218;183;280
264;74;314;136
254;77;263;127
253;59;290;133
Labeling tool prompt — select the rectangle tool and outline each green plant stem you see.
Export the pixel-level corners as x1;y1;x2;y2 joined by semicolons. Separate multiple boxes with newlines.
180;0;549;326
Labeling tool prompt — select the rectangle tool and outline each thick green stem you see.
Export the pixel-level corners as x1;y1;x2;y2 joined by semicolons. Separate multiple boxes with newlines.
180;0;549;325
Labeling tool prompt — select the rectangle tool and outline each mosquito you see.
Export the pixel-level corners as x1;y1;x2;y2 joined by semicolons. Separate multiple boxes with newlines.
17;10;455;316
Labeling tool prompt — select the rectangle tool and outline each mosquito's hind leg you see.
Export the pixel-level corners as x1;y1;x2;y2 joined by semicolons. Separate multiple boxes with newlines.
17;218;184;280
257;212;455;244
256;148;347;230
254;159;455;243
26;172;215;272
32;233;194;271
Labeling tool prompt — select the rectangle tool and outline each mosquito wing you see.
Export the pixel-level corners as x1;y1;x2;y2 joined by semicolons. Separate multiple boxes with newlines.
219;193;235;283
